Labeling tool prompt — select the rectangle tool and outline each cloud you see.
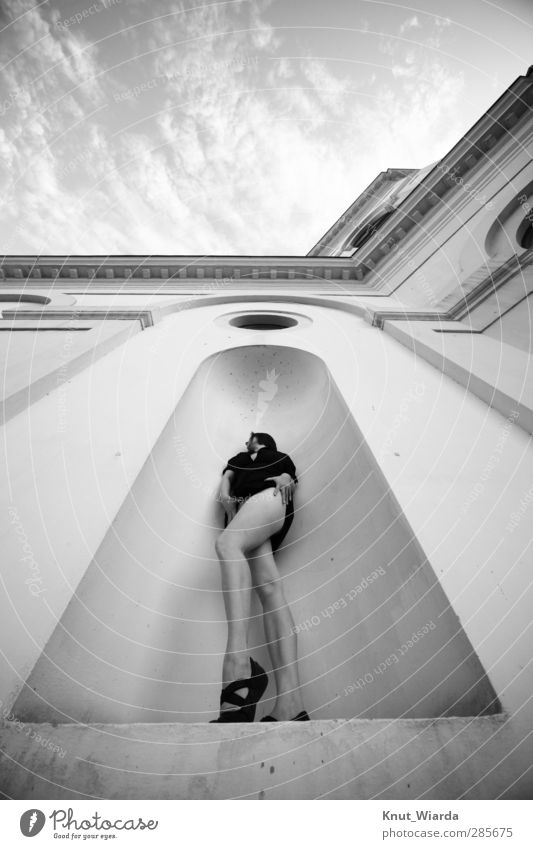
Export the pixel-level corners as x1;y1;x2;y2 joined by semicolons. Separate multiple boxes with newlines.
300;57;351;116
391;64;417;78
0;0;466;255
400;15;422;34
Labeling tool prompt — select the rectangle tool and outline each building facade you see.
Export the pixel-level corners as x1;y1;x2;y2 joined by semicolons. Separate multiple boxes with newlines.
0;67;532;799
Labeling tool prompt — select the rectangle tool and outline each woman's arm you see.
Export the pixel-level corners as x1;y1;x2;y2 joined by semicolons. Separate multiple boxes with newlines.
219;469;234;499
219;469;238;521
281;453;298;485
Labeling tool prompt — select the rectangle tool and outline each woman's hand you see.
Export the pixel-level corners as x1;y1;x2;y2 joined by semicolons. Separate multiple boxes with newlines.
265;473;296;505
220;495;238;523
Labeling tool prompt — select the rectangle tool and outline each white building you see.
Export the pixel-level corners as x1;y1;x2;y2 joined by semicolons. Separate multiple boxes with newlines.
1;66;532;800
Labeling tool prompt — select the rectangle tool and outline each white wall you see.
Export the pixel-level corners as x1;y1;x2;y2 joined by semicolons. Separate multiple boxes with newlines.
484;293;533;353
2;300;531;733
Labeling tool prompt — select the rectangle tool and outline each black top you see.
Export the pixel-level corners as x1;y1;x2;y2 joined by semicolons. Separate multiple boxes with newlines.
222;447;298;501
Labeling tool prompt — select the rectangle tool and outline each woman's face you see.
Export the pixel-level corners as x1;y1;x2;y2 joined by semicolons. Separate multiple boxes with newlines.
246;433;261;452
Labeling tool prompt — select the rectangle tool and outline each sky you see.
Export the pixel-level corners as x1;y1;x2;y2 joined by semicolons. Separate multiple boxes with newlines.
0;0;531;256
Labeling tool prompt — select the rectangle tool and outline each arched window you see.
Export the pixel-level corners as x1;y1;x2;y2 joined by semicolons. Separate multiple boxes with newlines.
517;214;533;250
341;210;394;256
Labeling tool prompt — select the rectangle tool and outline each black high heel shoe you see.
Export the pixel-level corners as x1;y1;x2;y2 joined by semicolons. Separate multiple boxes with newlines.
210;657;268;722
260;710;310;721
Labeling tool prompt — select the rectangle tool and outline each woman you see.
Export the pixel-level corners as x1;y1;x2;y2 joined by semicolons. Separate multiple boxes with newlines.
210;432;310;722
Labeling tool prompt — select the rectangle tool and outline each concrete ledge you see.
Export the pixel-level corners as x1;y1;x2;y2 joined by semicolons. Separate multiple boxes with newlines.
382;319;533;435
0;319;142;425
1;714;531;800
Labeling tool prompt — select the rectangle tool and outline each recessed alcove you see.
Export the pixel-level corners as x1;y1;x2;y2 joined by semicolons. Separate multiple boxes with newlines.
13;344;500;724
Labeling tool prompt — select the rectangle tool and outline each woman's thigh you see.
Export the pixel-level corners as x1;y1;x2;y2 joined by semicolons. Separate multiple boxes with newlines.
222;490;286;554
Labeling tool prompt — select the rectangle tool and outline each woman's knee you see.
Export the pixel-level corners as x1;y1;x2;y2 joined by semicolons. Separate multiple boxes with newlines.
215;532;243;559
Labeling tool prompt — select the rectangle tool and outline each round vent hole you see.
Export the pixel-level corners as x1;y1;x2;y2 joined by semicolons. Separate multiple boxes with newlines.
228;313;299;330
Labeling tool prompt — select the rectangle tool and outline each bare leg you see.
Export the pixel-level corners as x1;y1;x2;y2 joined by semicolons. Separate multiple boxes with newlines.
215;544;252;712
248;539;305;719
214;489;286;714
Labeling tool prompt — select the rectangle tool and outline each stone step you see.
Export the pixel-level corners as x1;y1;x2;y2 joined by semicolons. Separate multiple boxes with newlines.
1;714;530;800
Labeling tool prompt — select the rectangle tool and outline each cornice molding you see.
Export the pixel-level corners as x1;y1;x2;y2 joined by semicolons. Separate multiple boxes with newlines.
446;249;533;320
0;255;363;284
367;249;533;327
1;309;154;328
367;311;451;328
2;295;454;332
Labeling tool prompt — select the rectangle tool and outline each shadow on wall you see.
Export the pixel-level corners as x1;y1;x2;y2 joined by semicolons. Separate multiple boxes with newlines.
14;345;501;723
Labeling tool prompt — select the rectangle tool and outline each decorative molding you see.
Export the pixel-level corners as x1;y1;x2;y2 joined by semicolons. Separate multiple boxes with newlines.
7;306;452;331
0;256;362;284
446;250;533;320
366;247;532;326
0;293;376;329
368;311;450;329
1;309;154;328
